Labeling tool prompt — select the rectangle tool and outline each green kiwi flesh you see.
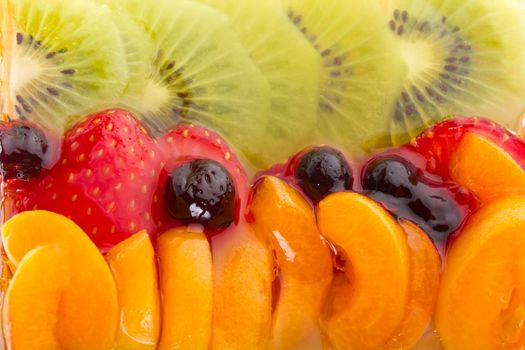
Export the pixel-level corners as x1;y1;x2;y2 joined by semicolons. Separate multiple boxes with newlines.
281;0;407;154
7;0;128;131
385;0;525;144
104;0;272;165
193;0;321;167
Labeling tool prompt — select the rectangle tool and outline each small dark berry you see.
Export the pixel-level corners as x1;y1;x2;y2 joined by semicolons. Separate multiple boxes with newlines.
362;156;418;198
296;146;353;202
0;121;48;180
165;159;235;229
362;155;461;242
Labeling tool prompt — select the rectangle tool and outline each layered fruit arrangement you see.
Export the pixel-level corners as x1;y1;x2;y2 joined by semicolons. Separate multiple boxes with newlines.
2;110;525;349
2;0;525;349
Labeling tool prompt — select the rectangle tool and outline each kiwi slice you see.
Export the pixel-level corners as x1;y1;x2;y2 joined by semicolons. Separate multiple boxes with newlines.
105;12;156;107
103;0;271;164
280;0;406;154
4;0;128;131
384;0;525;144
193;0;321;167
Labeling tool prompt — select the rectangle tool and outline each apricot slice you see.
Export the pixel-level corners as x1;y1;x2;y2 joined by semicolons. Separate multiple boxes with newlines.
3;245;67;350
436;196;525;349
211;221;272;349
1;211;118;350
386;220;441;349
317;192;410;349
106;231;160;349
249;176;333;349
449;132;525;203
157;228;212;350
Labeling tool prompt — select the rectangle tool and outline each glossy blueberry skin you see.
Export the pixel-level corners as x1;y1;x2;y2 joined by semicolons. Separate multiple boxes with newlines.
165;159;235;229
296;146;353;202
0;121;48;180
362;155;461;242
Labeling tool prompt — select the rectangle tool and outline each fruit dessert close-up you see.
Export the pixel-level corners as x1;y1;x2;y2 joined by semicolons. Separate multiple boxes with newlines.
2;0;525;349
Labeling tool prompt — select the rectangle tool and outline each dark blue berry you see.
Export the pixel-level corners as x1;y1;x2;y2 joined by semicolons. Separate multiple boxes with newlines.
296;146;353;202
165;159;235;229
362;155;461;242
0;121;48;180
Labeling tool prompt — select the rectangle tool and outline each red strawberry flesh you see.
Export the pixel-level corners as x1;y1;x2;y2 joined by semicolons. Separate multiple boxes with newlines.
6;109;163;251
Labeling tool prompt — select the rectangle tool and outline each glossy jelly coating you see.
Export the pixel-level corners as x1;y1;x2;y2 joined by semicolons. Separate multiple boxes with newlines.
0;121;48;180
296;146;353;202
164;159;235;229
362;155;461;242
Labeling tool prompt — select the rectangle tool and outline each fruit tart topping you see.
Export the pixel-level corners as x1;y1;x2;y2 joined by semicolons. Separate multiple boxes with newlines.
0;121;49;180
295;146;353;202
449;132;525;203
157;125;248;232
106;231;160;349
436;196;525;349
362;155;462;242
409;117;525;180
249;176;332;348
211;221;273;349
158;227;213;350
8;109;163;250
317;192;409;349
386;219;441;349
2;211;118;350
164;159;235;230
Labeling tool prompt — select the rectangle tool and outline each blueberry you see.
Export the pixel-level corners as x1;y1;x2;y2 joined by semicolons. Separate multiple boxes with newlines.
362;155;461;242
296;146;353;202
362;156;418;199
165;159;235;229
0;121;48;180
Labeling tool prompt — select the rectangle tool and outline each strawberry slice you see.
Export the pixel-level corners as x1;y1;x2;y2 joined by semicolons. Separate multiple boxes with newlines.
156;124;249;233
8;109;163;251
407;117;525;180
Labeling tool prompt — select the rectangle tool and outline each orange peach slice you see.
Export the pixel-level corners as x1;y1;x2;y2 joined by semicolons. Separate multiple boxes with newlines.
211;221;273;349
157;228;212;350
3;245;67;350
317;192;410;349
386;220;441;349
450;132;525;203
1;211;118;350
106;231;160;349
249;176;333;349
436;196;525;349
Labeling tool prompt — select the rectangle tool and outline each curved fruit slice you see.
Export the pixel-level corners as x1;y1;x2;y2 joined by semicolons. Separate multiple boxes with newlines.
317;192;410;349
3;245;67;350
386;220;441;349
383;0;525;144
6;0;127;131
2;211;118;350
157;228;212;350
88;5;156;106
194;0;320;167
211;222;272;349
280;0;406;153
409;116;525;179
102;0;271;165
436;196;525;349
249;176;332;349
106;231;160;349
449;132;525;203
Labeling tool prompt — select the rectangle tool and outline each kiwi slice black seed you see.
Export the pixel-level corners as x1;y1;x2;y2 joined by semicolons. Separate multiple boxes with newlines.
103;0;272;165
384;0;525;144
280;0;406;155
194;0;321;168
5;0;128;131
